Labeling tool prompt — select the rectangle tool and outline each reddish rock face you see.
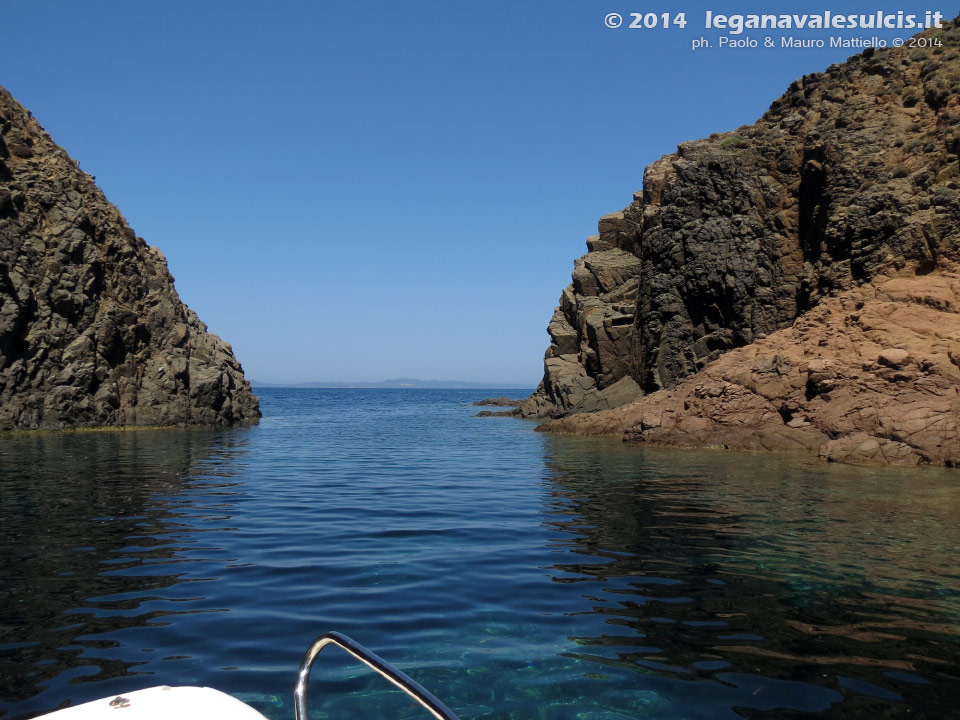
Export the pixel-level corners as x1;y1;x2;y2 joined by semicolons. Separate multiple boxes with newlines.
541;269;960;467
521;20;960;427
0;87;260;430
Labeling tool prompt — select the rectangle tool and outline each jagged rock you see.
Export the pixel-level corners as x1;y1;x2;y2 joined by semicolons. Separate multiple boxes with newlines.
0;86;260;430
540;269;960;467
520;20;960;422
878;348;912;368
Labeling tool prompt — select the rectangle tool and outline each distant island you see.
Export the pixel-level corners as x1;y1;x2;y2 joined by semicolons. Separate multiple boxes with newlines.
251;379;534;390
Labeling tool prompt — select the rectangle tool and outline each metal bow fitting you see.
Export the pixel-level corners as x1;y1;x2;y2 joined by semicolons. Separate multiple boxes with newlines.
294;631;461;720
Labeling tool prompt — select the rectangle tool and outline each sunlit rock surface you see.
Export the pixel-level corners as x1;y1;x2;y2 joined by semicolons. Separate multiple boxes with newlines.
0;86;259;429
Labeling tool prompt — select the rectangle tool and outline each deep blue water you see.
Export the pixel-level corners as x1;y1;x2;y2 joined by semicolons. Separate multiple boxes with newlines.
1;388;959;720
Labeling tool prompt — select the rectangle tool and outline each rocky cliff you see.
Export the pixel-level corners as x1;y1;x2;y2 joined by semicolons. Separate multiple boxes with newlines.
521;21;960;464
0;86;260;430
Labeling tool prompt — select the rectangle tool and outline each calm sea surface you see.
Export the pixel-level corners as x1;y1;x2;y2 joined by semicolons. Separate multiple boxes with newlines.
1;389;959;720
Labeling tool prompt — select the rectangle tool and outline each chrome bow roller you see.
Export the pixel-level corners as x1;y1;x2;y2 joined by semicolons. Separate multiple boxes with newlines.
294;631;461;720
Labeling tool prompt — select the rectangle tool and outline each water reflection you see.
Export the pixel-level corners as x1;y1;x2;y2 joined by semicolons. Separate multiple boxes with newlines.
0;429;251;716
541;436;960;718
3;393;960;720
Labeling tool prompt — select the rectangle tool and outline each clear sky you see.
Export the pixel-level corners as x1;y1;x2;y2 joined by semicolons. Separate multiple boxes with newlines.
2;1;953;384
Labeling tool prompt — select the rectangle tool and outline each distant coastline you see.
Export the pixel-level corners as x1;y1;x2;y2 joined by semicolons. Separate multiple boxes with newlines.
251;379;535;390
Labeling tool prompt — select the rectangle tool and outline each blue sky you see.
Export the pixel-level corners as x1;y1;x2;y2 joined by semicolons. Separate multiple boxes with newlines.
2;1;953;384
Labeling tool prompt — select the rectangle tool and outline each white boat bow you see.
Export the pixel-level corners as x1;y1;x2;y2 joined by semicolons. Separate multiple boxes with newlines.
38;632;461;720
39;686;269;720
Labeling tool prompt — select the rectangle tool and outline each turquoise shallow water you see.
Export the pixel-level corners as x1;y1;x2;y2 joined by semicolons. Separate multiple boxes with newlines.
1;388;959;720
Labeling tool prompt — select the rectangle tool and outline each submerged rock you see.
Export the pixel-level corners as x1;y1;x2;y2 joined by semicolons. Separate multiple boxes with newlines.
0;86;260;429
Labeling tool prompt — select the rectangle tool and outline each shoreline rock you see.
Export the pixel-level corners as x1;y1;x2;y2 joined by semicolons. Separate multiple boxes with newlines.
0;86;260;430
476;408;521;418
473;396;523;407
518;19;960;432
514;20;960;465
539;267;960;466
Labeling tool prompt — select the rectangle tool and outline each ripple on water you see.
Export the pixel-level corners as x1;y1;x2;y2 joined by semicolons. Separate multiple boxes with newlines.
1;389;959;720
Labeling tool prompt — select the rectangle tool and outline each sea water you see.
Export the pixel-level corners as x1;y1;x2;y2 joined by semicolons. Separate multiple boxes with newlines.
1;389;958;719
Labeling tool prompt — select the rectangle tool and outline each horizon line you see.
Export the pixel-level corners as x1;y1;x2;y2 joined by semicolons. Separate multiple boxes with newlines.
250;378;536;388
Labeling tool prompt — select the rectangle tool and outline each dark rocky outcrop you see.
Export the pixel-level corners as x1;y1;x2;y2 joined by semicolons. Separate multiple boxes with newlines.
472;396;523;407
0;86;260;429
521;21;960;465
523;22;960;419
